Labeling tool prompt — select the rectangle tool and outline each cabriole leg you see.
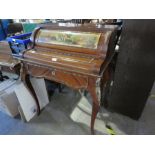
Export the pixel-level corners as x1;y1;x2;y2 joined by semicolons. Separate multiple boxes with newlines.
88;82;101;135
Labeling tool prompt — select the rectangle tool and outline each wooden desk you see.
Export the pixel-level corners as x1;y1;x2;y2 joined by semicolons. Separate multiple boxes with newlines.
16;23;117;134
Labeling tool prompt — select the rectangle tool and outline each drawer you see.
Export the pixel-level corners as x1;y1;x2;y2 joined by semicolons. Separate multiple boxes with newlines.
25;63;88;89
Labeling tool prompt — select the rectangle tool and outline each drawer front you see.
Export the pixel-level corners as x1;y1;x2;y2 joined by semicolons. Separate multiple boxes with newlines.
26;63;88;89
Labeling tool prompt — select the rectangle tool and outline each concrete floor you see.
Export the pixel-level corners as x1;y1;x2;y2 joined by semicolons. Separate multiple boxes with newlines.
0;82;155;135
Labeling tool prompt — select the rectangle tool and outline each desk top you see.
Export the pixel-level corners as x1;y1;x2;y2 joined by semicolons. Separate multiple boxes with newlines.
22;24;117;76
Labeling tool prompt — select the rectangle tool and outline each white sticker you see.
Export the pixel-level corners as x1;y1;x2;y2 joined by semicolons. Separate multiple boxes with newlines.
51;58;57;61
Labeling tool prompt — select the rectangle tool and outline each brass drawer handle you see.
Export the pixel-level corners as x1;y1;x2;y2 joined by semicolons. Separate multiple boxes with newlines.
51;71;55;76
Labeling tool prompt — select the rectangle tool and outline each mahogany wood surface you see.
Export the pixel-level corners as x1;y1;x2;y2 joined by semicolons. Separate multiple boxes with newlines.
0;41;20;74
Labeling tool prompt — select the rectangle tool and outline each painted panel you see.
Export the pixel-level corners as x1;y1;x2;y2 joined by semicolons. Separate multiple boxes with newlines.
37;30;101;49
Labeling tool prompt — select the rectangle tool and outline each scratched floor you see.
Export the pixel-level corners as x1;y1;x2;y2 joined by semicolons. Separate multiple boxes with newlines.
0;81;155;135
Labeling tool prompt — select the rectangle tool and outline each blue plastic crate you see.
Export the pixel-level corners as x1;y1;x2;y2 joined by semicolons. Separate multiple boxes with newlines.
6;32;32;57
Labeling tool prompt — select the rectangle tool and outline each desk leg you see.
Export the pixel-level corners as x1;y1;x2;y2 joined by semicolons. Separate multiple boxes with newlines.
21;72;41;115
88;86;100;135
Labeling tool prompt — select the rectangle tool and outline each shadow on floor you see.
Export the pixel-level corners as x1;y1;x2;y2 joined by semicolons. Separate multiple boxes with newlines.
0;84;155;135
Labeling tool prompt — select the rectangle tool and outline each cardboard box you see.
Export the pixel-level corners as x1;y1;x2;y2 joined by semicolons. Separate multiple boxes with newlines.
14;78;49;122
30;77;49;110
0;77;49;121
0;80;19;117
